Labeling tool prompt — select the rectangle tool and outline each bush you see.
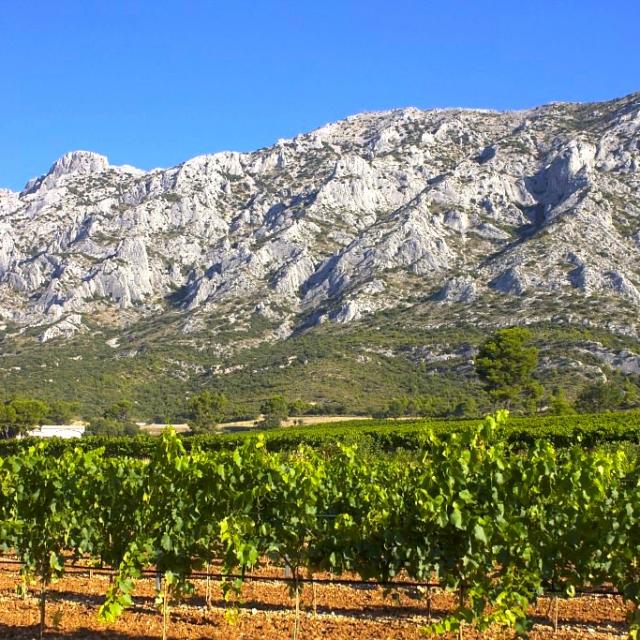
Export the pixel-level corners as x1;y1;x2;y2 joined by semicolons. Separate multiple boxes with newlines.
548;389;576;415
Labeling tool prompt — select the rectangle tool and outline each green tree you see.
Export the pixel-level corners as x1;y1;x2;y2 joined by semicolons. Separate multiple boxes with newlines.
576;381;625;413
260;396;289;429
475;328;541;411
386;397;409;418
43;400;79;424
104;400;134;422
548;389;576;415
0;403;18;439
86;417;139;436
187;391;229;433
287;399;311;416
453;397;479;418
86;400;139;436
0;398;49;439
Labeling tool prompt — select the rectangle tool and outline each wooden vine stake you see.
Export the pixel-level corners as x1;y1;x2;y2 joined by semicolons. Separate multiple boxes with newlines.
292;569;301;640
312;577;318;616
205;562;212;609
545;589;559;633
458;585;464;640
162;577;170;640
39;577;46;640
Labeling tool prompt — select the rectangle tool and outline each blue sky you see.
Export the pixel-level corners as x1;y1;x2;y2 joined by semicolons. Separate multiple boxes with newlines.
1;0;638;190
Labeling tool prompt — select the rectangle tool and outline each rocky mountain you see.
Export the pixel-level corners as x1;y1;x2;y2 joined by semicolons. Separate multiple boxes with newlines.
1;93;639;381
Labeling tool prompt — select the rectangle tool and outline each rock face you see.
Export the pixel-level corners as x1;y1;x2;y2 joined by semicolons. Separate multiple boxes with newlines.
1;93;640;342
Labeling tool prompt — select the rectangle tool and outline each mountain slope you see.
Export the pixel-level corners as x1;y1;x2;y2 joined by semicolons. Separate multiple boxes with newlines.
1;93;640;415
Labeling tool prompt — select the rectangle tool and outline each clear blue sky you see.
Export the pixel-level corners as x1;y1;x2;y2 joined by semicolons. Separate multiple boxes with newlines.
1;0;638;191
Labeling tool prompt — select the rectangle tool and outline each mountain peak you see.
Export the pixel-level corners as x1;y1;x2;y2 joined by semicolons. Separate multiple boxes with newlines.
22;150;110;195
49;150;109;177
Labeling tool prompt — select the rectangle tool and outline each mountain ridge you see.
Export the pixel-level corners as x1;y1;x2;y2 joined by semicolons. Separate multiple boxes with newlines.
0;92;639;360
9;90;639;194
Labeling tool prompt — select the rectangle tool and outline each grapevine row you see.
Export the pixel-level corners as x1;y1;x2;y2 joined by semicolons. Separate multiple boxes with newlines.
1;411;640;639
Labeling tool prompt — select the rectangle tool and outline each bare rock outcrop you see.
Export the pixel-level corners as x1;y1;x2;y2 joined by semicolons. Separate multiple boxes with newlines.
1;92;639;341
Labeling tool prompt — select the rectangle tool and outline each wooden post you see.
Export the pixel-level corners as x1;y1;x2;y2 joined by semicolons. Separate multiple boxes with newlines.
162;577;170;640
39;579;46;640
205;562;211;608
545;595;553;619
457;585;464;640
292;570;301;640
312;578;317;616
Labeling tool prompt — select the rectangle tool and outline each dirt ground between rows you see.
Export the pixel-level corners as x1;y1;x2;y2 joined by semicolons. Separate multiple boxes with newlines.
0;569;632;639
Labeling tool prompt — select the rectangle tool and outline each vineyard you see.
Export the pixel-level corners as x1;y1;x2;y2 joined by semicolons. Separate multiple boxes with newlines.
1;411;640;639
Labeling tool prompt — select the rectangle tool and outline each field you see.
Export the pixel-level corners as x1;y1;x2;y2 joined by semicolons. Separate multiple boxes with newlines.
217;414;376;431
2;412;640;639
0;565;631;640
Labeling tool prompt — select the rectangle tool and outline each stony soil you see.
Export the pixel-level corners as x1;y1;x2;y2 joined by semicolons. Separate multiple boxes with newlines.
0;566;632;639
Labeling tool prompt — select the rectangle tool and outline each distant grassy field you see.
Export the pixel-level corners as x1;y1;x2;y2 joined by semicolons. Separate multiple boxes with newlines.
218;414;374;431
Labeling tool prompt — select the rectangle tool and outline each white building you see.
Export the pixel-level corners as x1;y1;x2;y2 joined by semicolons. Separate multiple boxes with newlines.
26;424;86;439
